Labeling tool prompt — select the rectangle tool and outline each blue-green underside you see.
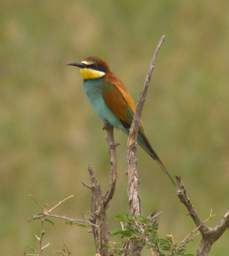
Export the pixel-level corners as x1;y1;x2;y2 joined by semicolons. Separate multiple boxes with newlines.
83;79;126;131
83;78;156;159
82;78;176;185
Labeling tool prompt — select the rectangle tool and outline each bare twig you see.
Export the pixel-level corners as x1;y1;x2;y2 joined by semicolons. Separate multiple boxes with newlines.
176;176;209;234
25;228;50;256
47;195;74;213
103;122;118;208
88;166;109;256
33;212;96;227
37;229;49;256
176;176;229;256
126;35;166;256
86;123;118;256
175;209;214;253
31;195;95;227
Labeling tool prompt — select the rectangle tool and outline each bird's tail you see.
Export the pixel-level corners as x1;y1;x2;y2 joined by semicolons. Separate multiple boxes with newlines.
138;132;176;186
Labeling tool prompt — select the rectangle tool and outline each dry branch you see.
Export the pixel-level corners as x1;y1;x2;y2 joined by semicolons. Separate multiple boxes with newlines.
103;122;118;208
86;124;118;256
176;176;229;256
126;35;166;256
87;166;109;256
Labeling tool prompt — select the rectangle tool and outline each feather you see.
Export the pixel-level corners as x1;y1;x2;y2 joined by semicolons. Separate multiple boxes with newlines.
103;74;175;185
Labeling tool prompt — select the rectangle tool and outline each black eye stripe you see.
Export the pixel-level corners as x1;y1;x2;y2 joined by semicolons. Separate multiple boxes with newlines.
86;63;107;72
87;64;96;69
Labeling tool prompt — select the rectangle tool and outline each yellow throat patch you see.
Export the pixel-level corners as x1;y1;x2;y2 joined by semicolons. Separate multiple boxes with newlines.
79;68;105;80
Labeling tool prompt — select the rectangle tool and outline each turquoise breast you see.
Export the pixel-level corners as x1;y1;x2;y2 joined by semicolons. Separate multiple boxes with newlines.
83;79;124;130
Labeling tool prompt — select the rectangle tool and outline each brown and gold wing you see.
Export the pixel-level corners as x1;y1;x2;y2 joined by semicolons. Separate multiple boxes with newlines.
103;75;136;128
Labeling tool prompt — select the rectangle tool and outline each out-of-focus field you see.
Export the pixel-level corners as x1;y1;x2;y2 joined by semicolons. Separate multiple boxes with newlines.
0;0;229;255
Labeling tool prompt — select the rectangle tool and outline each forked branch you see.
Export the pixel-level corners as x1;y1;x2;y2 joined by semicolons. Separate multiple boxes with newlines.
32;194;94;227
176;176;229;256
85;123;118;256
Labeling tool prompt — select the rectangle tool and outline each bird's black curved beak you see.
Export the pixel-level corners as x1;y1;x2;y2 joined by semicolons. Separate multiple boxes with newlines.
67;62;85;68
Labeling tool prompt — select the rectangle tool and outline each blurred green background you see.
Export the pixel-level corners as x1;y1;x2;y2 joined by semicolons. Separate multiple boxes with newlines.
0;0;229;255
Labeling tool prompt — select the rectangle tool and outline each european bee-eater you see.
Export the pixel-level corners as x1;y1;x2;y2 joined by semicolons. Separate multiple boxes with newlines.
68;56;175;185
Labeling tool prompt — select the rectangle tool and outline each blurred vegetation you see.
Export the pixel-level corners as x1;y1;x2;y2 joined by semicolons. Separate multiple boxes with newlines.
0;0;229;255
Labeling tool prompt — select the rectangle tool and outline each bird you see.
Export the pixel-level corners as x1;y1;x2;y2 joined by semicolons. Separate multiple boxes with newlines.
68;56;175;185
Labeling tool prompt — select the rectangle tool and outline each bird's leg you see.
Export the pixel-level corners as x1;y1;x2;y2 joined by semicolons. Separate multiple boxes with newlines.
102;121;120;149
102;120;113;131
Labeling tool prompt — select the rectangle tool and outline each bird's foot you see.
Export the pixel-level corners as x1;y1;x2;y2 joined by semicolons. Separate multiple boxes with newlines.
102;121;113;131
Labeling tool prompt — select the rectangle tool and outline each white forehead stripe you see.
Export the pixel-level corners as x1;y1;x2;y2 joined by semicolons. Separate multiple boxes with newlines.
81;60;94;65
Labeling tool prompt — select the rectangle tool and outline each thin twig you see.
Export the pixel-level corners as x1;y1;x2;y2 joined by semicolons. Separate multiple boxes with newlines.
26;227;50;256
33;212;97;227
103;122;118;208
176;176;209;234
48;194;74;213
31;195;95;227
175;209;214;252
38;229;46;256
